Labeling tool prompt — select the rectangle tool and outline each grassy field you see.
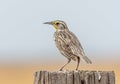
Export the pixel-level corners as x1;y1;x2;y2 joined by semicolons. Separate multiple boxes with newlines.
0;63;119;84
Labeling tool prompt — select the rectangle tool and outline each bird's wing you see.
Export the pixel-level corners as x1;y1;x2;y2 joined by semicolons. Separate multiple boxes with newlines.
56;31;92;63
69;31;92;64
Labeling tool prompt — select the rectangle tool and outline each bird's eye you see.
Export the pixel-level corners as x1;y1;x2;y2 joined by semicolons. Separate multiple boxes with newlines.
56;22;59;25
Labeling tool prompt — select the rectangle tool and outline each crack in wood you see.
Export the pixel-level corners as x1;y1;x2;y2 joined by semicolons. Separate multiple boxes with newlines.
34;70;115;84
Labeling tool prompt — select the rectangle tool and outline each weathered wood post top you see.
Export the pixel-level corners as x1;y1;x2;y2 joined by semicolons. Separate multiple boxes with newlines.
34;70;115;84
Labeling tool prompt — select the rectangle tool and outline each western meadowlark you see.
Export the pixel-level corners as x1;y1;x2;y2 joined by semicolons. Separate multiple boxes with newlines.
44;20;92;70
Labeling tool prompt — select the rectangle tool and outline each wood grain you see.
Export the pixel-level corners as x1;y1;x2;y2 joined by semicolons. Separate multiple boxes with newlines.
34;70;115;84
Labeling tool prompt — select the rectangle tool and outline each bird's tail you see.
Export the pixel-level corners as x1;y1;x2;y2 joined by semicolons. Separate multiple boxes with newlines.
82;55;92;64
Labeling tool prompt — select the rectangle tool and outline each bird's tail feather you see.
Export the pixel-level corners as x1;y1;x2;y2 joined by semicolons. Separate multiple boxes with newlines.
82;55;92;64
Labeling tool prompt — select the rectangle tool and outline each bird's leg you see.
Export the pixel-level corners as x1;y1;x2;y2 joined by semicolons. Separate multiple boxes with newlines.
76;56;80;70
59;59;71;71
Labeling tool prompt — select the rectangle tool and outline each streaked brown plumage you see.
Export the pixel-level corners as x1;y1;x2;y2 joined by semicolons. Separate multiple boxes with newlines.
44;20;92;70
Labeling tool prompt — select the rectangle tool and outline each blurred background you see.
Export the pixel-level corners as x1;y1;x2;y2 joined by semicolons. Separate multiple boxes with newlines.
0;0;120;84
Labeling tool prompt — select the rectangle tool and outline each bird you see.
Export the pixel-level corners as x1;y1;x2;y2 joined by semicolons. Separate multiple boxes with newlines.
44;20;92;70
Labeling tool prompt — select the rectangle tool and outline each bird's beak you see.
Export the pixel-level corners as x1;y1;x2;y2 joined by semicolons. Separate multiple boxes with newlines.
43;21;53;25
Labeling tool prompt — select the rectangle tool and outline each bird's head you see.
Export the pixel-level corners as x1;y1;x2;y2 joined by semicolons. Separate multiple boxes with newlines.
44;20;68;31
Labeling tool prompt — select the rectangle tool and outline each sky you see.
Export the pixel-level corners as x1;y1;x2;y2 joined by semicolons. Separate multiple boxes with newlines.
0;0;120;65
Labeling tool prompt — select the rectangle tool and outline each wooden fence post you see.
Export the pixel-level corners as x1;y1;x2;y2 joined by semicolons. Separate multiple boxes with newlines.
34;70;115;84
